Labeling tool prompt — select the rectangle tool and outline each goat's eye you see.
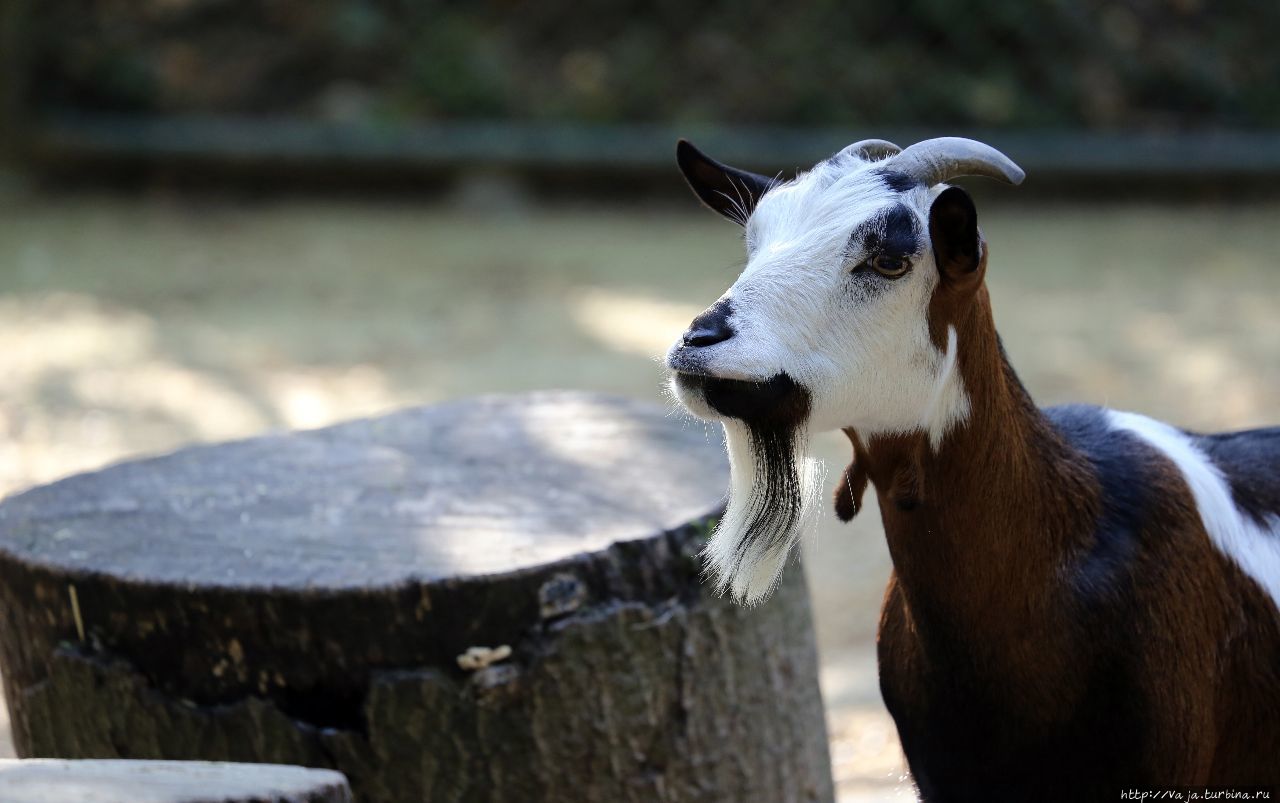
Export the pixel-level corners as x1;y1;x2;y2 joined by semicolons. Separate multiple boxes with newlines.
868;254;910;278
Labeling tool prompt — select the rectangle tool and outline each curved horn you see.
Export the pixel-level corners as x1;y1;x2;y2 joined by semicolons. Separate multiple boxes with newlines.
838;138;902;162
891;137;1025;186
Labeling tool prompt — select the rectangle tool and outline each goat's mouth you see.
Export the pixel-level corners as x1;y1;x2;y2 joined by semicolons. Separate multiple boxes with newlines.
673;372;809;425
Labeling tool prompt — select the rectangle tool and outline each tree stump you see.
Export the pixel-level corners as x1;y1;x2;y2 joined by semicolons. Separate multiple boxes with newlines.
0;759;352;803
0;392;834;803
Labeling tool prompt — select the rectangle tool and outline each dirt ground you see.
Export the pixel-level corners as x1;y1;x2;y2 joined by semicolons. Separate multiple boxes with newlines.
2;188;1278;799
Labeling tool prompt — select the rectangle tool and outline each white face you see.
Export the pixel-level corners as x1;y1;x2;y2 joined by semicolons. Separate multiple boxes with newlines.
666;150;971;605
667;153;968;444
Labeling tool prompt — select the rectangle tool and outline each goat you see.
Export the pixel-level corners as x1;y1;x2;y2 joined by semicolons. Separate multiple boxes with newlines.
665;136;1280;799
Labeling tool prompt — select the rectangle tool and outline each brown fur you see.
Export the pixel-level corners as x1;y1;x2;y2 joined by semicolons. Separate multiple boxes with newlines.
837;207;1280;796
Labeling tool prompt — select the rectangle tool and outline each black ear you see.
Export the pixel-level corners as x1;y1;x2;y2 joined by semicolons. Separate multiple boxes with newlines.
928;186;981;278
676;139;775;226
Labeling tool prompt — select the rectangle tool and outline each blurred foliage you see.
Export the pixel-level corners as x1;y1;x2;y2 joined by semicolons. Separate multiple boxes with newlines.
21;0;1280;129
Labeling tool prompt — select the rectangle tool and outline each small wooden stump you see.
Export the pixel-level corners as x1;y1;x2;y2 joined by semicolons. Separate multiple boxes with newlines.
0;392;834;803
0;759;352;803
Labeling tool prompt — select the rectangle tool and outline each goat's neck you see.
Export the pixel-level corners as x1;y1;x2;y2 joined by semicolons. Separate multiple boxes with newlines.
848;287;1094;639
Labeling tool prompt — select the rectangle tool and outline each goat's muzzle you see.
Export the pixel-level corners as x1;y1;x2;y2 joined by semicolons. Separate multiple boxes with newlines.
668;300;735;377
682;298;735;348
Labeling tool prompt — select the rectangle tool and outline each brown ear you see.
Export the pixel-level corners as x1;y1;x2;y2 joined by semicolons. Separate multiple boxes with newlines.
676;139;776;226
928;186;983;281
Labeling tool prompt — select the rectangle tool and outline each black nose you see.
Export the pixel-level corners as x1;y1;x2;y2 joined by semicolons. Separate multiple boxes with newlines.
683;299;735;348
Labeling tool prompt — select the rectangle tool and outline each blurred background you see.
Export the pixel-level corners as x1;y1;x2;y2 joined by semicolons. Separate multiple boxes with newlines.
2;2;1280;799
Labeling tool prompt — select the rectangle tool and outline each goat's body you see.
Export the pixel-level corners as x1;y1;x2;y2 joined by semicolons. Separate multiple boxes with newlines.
878;403;1280;802
667;136;1280;796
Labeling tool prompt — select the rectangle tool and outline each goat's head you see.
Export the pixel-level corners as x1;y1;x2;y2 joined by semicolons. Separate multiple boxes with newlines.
666;137;1024;604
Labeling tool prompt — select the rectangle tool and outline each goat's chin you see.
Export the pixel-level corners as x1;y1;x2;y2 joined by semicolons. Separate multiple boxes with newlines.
667;374;724;422
669;371;809;422
703;419;825;606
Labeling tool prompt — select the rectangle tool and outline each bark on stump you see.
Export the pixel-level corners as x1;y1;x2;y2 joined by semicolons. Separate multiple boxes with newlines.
0;759;352;803
0;392;834;803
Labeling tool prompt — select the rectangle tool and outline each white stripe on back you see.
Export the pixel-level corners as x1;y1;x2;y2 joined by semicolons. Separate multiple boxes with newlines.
1107;410;1280;614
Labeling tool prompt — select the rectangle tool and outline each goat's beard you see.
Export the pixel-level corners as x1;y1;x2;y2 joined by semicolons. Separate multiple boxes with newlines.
703;418;825;606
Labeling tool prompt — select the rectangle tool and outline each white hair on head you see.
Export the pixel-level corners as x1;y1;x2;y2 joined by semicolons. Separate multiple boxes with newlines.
702;421;826;605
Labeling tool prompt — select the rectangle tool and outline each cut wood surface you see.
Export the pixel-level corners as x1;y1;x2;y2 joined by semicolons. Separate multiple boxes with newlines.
0;759;352;803
0;392;835;802
0;392;726;587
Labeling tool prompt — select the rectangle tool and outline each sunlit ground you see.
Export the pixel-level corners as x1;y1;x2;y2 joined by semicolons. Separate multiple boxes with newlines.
2;190;1279;798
